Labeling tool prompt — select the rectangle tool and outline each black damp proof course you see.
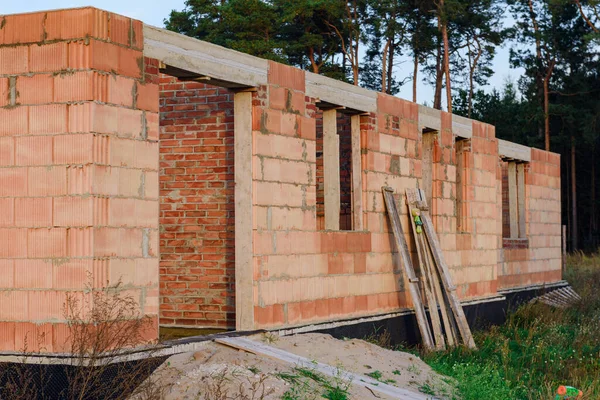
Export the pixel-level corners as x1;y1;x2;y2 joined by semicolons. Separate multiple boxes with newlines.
313;284;566;348
0;356;167;400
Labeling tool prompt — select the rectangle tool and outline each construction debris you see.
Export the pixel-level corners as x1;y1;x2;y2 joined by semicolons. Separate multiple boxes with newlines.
529;285;581;308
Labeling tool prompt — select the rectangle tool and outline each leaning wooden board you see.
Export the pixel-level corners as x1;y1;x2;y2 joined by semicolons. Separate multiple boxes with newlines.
415;188;477;349
381;187;434;350
405;189;445;350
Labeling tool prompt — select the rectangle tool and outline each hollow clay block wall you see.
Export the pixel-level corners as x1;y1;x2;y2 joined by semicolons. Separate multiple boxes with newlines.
158;78;235;329
0;8;160;352
498;148;562;288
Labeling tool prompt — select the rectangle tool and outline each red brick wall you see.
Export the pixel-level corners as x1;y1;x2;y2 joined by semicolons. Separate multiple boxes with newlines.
158;78;235;329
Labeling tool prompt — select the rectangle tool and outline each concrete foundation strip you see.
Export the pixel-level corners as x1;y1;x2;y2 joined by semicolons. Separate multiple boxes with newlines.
214;336;433;400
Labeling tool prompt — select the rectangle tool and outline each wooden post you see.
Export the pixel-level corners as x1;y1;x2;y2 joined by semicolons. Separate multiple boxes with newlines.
351;115;363;231
422;132;435;211
323;109;340;230
234;91;254;330
508;162;518;238
517;163;526;238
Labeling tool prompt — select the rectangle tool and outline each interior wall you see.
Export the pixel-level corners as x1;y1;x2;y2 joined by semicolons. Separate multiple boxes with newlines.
158;77;235;329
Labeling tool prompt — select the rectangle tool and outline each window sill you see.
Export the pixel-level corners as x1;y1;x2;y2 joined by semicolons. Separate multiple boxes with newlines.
502;238;529;249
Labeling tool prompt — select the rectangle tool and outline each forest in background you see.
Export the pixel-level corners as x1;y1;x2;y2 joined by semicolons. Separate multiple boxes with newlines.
165;0;600;251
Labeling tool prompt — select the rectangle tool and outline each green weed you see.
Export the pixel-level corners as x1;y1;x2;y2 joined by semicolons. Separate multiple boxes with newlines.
418;254;600;400
365;370;383;380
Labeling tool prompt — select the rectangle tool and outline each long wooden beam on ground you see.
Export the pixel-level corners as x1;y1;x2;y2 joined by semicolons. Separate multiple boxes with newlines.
215;337;431;400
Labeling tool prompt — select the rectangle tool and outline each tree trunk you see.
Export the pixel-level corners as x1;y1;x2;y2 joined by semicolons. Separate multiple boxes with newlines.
308;47;319;74
571;134;578;250
590;151;596;245
433;44;443;110
413;52;418;103
381;40;390;93
387;41;394;94
543;60;555;151
441;2;452;113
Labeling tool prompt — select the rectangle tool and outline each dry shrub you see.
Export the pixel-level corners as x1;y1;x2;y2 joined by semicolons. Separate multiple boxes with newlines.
200;367;276;400
0;280;171;400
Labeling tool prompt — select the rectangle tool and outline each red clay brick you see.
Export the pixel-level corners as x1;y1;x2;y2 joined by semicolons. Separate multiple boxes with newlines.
0;322;16;351
53;197;94;227
0;107;28;136
27;228;68;258
30;42;68;73
29;105;68;135
136;82;159;112
0;199;14;227
14;198;53;227
15;136;52;166
0;46;29;74
0;13;45;45
14;260;53;289
53;134;93;164
54;71;108;103
268;61;305;92
118;47;143;79
15;322;53;352
44;8;109;41
109;13;132;47
28;166;68;196
16;74;54;105
0;137;14;166
0;78;8;107
108;75;135;108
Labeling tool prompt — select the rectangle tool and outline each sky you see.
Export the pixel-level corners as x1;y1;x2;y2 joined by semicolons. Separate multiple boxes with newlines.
4;1;523;107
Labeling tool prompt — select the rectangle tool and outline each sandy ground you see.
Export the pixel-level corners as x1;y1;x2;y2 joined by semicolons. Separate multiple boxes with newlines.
146;333;455;400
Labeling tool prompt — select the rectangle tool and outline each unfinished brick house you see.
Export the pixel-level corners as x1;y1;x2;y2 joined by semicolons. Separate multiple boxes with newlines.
0;7;563;353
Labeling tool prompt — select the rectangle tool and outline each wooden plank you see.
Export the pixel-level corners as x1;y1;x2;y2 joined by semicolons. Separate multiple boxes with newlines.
416;189;477;349
508;163;518;239
234;91;254;330
517;163;526;238
381;187;434;350
413;188;458;346
405;189;445;350
324;110;340;230
351;115;363;231
215;337;430;400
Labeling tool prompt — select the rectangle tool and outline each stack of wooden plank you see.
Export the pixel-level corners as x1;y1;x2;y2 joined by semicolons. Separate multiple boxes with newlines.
529;285;581;308
382;186;476;351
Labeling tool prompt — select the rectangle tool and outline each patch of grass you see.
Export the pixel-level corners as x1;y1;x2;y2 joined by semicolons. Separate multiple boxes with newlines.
419;254;600;400
418;383;437;395
277;366;351;400
392;369;401;375
247;365;261;374
365;370;383;380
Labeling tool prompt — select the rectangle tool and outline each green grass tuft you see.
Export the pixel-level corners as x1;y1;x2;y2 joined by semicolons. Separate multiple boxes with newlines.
417;254;600;400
